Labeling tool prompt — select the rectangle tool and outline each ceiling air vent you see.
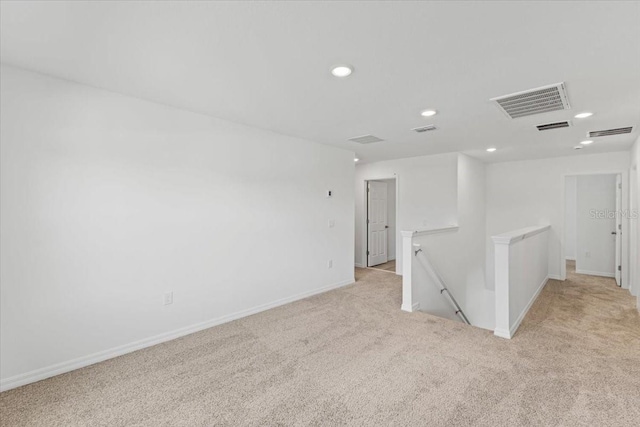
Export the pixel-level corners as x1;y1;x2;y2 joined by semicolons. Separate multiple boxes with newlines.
588;127;633;137
348;134;384;144
412;125;437;133
536;121;571;131
491;82;570;119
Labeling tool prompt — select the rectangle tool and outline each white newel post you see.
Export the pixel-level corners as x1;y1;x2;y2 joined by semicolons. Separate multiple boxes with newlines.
401;231;415;312
493;236;511;339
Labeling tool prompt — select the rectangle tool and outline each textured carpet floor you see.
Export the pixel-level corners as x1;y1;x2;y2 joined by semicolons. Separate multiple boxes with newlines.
1;266;639;426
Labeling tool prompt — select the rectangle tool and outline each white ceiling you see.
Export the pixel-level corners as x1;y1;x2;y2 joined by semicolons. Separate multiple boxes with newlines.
1;1;639;164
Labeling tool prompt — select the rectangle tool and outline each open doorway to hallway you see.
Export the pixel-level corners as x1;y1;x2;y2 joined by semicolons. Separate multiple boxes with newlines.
366;178;397;273
564;174;622;285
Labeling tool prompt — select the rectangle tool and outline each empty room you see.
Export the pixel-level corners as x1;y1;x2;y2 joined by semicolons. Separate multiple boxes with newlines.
1;1;639;426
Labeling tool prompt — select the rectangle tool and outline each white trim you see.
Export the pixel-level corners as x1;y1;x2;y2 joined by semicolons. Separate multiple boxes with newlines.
560;171;630;286
0;277;354;392
401;301;420;313
565;257;576;261
575;269;616;278
492;225;551;245
548;274;563;281
367;266;397;274
362;175;398;269
355;263;364;268
494;276;549;339
400;225;459;238
493;328;511;339
630;162;638;299
509;276;549;337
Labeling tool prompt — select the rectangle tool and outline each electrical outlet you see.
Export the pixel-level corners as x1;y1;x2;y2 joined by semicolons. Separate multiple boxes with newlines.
163;292;173;305
328;219;335;228
327;260;333;269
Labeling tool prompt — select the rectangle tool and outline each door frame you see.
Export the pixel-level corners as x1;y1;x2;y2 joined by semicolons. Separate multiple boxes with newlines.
367;180;390;267
629;163;638;298
615;174;623;286
560;170;630;289
361;175;399;273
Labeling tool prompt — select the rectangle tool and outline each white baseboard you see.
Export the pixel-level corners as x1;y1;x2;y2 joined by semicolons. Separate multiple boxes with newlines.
0;278;354;392
493;328;511;339
355;263;364;268
548;274;563;281
575;269;615;278
495;276;549;340
565;257;576;261
401;302;420;313
510;275;549;338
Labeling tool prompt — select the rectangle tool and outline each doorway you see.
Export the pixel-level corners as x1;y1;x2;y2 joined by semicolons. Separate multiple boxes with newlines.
630;164;638;300
366;178;396;271
564;174;622;285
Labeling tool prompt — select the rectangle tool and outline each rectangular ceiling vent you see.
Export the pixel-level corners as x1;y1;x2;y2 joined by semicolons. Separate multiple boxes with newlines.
348;134;384;144
588;127;633;137
491;82;570;119
412;125;437;133
536;121;571;131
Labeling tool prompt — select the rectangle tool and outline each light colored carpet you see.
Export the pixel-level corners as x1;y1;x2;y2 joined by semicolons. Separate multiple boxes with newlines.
368;259;396;273
1;266;639;426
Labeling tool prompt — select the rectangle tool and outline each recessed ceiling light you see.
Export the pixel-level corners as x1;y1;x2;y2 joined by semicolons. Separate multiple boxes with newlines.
580;140;593;145
421;109;437;117
331;65;353;78
486;148;497;152
574;112;593;119
574;146;583;150
354;158;359;162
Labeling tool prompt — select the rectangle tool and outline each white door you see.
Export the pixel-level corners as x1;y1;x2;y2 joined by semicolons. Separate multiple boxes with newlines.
576;175;617;277
367;181;388;266
615;174;622;286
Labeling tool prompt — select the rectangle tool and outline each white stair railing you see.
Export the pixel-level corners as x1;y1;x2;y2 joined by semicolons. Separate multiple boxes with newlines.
413;244;470;325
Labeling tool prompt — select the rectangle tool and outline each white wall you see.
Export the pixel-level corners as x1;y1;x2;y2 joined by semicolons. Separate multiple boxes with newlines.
456;154;493;329
412;230;463;323
564;176;577;260
493;226;550;339
486;152;631;289
385;179;397;260
0;65;355;389
358;153;493;329
631;137;640;309
575;174;617;277
508;231;549;329
355;153;458;272
631;166;638;297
